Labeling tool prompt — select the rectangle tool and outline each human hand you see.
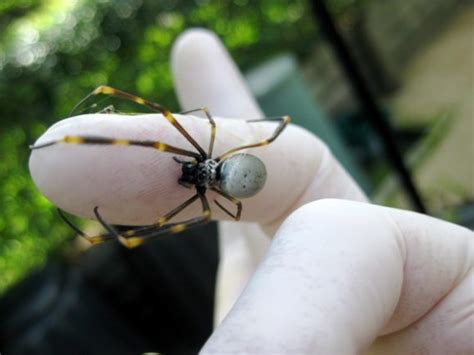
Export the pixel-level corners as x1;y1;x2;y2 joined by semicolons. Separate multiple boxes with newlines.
29;29;473;354
201;197;473;354
172;29;473;355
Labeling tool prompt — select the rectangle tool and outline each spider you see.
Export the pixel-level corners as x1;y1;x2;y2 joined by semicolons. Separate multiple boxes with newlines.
30;85;290;248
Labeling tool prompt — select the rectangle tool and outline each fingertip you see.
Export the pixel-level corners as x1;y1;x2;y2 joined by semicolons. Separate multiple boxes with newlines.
171;28;262;118
28;113;201;225
171;28;222;62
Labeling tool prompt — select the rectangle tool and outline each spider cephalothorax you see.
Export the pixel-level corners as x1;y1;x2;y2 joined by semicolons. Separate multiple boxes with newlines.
31;85;290;248
176;158;219;189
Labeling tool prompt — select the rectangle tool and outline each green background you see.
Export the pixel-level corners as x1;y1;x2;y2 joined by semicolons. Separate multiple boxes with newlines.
0;0;361;293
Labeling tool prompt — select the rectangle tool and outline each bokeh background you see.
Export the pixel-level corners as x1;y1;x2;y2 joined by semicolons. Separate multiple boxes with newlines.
0;0;322;293
0;0;472;345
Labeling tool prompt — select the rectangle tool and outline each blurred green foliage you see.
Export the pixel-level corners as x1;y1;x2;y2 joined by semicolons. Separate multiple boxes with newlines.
0;0;360;293
0;125;73;291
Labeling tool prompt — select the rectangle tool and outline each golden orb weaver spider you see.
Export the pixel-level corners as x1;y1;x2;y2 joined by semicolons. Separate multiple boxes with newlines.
30;85;290;248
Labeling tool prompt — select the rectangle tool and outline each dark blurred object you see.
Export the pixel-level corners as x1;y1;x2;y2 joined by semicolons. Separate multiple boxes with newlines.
335;110;388;168
246;54;371;193
335;110;424;169
0;223;218;355
309;0;427;213
454;202;474;231
345;6;400;95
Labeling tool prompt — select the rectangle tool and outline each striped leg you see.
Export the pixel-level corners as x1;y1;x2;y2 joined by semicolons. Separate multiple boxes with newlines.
211;187;242;221
95;190;212;248
59;191;211;248
70;85;207;158
57;208;116;245
216;115;291;162
93;192;202;244
180;107;217;157
30;135;201;159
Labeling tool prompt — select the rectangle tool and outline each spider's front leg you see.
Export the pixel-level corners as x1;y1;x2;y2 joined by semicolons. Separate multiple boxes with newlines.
70;85;207;158
180;107;217;157
30;135;201;159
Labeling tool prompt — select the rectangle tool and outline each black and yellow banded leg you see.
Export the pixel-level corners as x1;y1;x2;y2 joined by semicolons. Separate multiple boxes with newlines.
86;193;202;246
211;187;242;221
57;208;116;245
216;115;291;161
179;107;217;157
153;192;201;227
30;135;202;159
71;85;207;158
61;191;201;247
94;190;212;249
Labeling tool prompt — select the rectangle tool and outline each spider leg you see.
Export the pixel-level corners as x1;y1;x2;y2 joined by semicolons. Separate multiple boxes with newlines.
70;85;207;158
58;193;203;246
57;208;116;244
117;190;212;248
154;193;201;226
30;135;201;159
89;191;211;249
88;193;200;244
179;107;216;157
210;187;242;221
216;115;291;162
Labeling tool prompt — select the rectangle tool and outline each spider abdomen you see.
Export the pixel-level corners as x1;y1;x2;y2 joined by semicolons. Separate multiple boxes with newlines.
218;153;267;199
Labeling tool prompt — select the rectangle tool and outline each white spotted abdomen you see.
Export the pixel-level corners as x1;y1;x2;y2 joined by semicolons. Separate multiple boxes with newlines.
218;153;267;198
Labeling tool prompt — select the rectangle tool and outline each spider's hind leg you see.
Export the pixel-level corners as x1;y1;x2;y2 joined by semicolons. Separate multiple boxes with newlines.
92;191;211;249
57;208;116;245
118;191;212;248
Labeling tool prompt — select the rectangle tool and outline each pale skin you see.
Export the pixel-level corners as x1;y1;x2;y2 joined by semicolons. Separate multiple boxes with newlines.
29;29;473;353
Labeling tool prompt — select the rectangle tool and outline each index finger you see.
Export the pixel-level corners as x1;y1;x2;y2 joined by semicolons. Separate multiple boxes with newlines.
29;111;319;226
